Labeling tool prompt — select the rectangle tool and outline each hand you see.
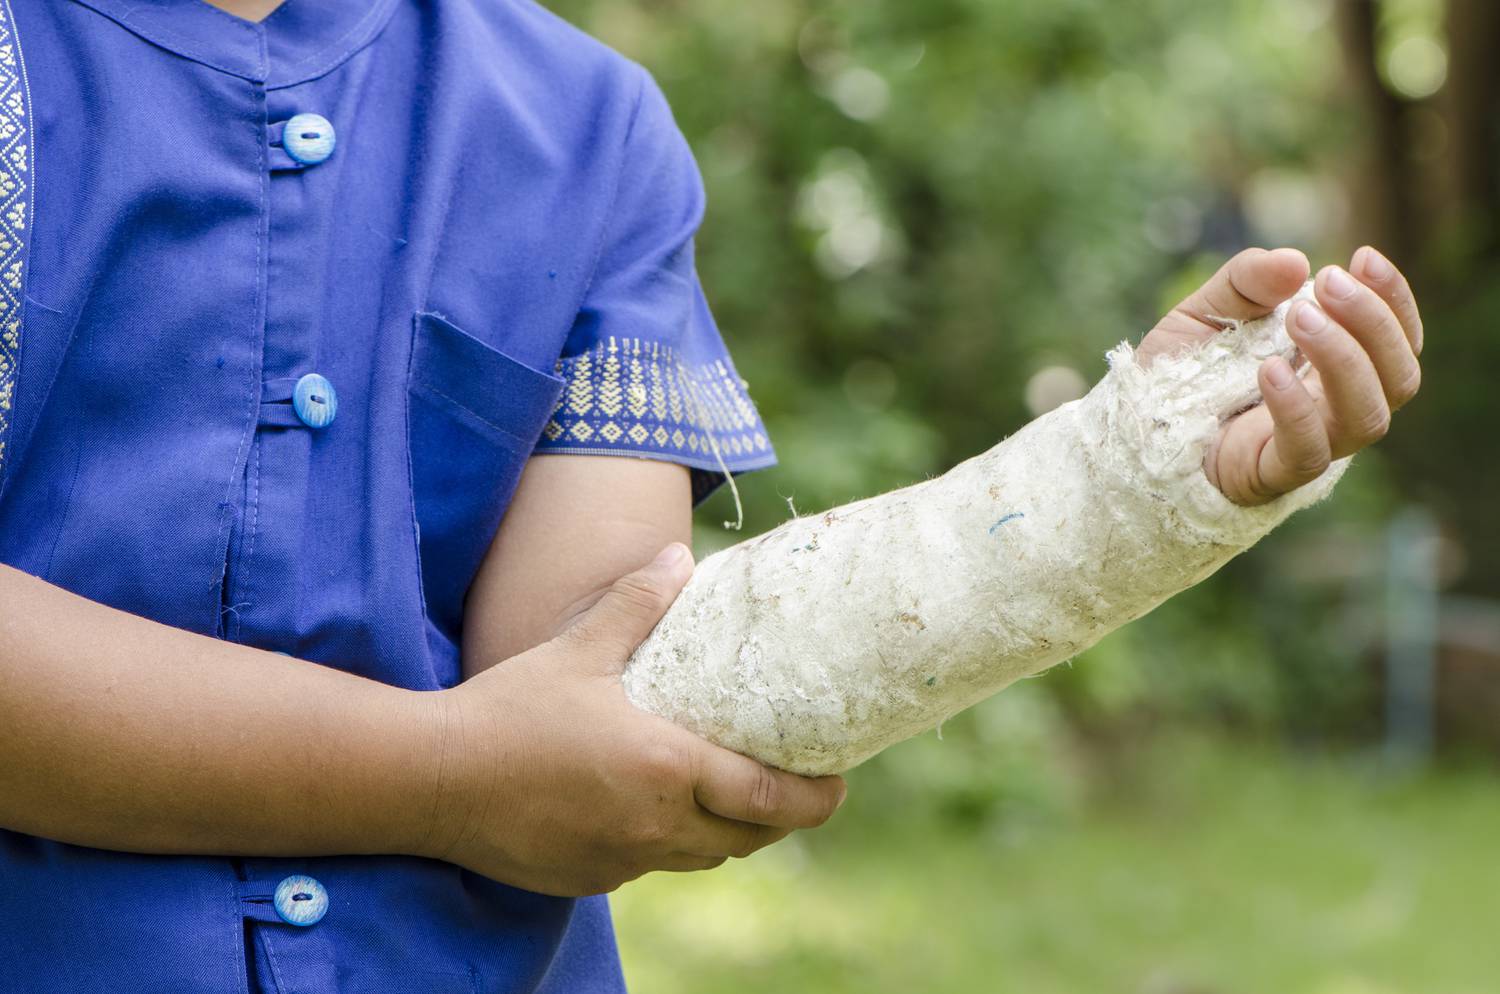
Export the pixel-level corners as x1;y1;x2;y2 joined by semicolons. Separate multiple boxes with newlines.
1137;246;1424;506
419;544;847;897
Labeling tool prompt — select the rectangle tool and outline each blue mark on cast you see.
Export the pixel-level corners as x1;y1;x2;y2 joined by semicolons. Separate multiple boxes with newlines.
989;512;1024;535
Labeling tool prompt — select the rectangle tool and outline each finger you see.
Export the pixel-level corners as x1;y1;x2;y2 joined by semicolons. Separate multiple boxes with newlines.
657;852;731;873
1143;247;1311;366
1255;357;1332;497
556;543;694;673
1286;300;1390;458
679;812;792;861
691;744;846;830
1314;265;1421;411
1176;247;1310;326
1351;246;1423;356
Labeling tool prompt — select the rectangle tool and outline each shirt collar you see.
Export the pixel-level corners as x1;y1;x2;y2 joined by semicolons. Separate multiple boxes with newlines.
70;0;400;88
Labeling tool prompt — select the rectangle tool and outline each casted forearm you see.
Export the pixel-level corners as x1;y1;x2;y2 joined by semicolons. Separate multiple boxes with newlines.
0;565;438;857
624;288;1349;775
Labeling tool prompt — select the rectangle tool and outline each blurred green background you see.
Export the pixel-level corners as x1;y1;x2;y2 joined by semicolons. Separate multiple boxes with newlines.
545;0;1500;990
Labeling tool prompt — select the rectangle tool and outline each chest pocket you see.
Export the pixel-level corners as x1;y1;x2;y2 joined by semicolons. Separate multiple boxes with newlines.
407;312;564;649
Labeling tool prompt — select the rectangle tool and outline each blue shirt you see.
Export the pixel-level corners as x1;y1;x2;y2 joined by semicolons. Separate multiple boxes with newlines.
0;0;773;990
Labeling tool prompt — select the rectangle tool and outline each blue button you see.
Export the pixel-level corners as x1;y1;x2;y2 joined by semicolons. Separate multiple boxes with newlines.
292;373;337;429
283;113;336;165
272;874;328;927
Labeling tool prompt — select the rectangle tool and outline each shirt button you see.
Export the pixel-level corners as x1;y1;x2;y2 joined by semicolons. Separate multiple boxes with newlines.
273;874;329;927
283;113;336;165
293;373;337;429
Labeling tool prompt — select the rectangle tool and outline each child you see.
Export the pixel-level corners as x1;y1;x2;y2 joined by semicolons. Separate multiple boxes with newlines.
0;0;1423;991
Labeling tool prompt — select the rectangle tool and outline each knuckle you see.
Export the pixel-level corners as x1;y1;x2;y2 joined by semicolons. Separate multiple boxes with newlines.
576;873;623;897
1388;289;1423;353
1286;401;1324;433
1349;298;1397;338
1321;350;1370;387
1279;411;1327;458
1326;336;1366;374
630;811;674;847
1288;446;1332;480
639;738;689;786
729;824;766;859
811;784;842;826
746;766;783;823
610;574;671;618
610;859;652;891
602;873;636;894
550;621;594;654
1353;408;1391;443
1373;309;1411;351
1391;364;1422;407
1240;465;1281;506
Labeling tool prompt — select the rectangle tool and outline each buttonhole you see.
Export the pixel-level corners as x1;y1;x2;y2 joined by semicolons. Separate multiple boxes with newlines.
292;892;312;902
310;394;326;404
301;132;320;140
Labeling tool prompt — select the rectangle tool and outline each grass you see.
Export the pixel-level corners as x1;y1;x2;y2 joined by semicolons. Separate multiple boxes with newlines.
613;733;1500;993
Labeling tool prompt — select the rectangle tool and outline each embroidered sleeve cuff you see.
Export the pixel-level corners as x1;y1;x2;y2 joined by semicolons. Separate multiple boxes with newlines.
534;336;777;503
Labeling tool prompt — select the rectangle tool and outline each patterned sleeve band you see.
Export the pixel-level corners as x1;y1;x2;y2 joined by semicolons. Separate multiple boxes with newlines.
534;335;777;503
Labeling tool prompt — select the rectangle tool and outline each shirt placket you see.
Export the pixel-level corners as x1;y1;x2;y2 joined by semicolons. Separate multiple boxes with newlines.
226;65;348;994
224;78;342;650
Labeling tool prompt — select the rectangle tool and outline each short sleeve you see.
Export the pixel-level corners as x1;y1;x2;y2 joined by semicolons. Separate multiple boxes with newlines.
534;68;776;504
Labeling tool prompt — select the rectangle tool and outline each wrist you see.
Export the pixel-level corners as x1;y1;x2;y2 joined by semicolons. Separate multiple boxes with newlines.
397;683;507;865
325;682;461;860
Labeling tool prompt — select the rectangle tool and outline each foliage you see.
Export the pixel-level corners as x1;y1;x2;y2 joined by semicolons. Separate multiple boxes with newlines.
550;0;1353;525
542;0;1433;740
538;0;1498;982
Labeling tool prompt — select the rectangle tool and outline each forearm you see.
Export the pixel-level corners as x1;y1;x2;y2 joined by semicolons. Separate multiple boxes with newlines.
0;564;439;858
624;290;1349;775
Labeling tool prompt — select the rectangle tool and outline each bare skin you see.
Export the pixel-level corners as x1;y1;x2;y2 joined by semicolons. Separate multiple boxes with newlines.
0;0;1430;913
0;247;1422;898
199;0;286;22
0;457;846;898
1142;245;1423;505
437;455;845;895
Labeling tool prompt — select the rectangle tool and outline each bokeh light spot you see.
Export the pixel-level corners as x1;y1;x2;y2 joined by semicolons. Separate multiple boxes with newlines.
1024;366;1088;418
1383;34;1447;99
826;66;891;122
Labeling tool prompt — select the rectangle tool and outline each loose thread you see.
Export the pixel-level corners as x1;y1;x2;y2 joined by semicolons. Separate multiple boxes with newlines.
989;512;1024;534
681;369;744;531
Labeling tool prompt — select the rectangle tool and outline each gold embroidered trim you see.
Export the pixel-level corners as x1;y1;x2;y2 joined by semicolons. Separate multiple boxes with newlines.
537;336;773;469
0;0;28;478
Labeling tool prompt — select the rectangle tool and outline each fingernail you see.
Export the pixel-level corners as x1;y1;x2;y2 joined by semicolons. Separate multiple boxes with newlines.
1294;301;1328;334
1324;266;1357;300
835;783;848;810
1360;246;1393;282
652;543;689;568
1265;358;1294;389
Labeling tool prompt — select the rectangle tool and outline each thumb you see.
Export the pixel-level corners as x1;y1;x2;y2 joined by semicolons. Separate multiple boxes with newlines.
558;543;694;675
1141;247;1309;367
